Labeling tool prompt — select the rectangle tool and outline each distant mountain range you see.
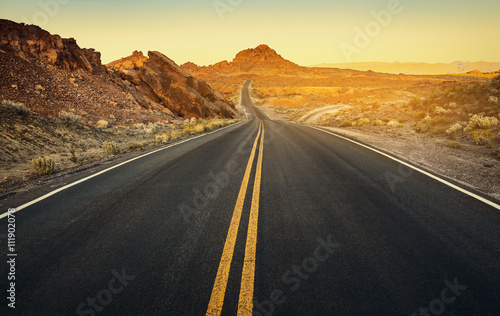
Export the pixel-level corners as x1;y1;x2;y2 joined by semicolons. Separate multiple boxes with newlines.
310;61;500;75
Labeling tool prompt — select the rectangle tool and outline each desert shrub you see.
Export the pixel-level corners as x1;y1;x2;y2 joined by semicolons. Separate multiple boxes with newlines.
170;130;181;140
59;111;82;125
32;156;55;175
156;133;170;143
206;120;225;131
69;148;78;163
149;138;161;146
2;100;31;115
195;123;206;133
434;107;452;115
356;118;370;126
387;120;401;128
339;120;353;127
182;124;197;135
430;126;447;136
152;123;164;134
466;115;498;130
448;142;461;149
373;119;385;126
103;141;121;156
446;123;463;136
416;121;429;133
126;142;142;150
472;129;496;146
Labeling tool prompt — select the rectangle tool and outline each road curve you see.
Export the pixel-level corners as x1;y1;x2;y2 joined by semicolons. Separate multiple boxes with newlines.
0;80;499;315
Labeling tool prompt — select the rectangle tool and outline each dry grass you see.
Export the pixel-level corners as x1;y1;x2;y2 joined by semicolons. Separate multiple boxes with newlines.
103;141;121;156
2;99;31;115
195;123;206;133
59;111;82;125
170;130;181;140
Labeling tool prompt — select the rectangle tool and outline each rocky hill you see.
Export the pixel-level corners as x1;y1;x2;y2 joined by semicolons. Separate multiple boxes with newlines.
107;51;238;118
0;19;105;74
182;44;306;76
0;19;238;120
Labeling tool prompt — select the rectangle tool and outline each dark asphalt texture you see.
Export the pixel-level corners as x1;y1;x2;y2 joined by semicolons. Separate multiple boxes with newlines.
0;80;499;315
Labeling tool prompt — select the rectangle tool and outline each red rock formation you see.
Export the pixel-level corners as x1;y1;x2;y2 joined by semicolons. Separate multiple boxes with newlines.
0;19;105;73
181;44;303;75
108;51;239;118
0;19;238;119
107;50;148;70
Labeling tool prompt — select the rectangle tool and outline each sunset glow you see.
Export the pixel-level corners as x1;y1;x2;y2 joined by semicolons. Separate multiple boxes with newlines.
1;0;499;66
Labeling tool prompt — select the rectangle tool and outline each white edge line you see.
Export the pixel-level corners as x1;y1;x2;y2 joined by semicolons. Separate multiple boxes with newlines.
308;125;500;211
0;121;244;220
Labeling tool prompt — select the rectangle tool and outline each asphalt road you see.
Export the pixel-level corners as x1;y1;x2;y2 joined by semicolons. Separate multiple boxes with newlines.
1;80;499;315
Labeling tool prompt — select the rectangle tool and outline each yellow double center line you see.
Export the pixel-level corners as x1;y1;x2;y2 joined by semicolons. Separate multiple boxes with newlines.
206;121;265;316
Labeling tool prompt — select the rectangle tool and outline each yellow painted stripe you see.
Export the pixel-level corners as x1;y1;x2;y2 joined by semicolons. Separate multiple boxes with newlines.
206;122;262;316
237;121;265;315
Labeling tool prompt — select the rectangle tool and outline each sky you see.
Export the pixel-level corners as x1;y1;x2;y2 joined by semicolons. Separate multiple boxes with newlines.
1;0;499;66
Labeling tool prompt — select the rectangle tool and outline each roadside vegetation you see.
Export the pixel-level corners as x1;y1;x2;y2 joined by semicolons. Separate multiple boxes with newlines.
316;76;500;158
1;102;239;188
32;156;55;175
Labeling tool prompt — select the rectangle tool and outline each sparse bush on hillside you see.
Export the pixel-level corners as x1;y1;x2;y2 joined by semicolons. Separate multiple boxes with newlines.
472;129;496;147
126;142;142;150
59;111;82;125
410;77;500;125
416;121;429;133
446;123;463;137
182;124;197;136
69;148;78;163
2;100;31;115
206;120;225;131
151;123;165;134
170;130;181;140
465;115;498;130
195;123;206;133
356;118;370;126
387;120;401;128
32;156;55;175
339;120;353;127
103;141;121;156
434;107;452;115
156;133;170;143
